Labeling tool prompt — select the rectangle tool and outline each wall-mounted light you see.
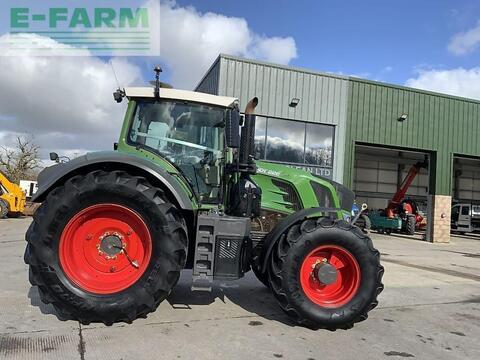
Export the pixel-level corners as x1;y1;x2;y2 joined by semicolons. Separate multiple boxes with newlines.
398;113;408;122
289;98;300;108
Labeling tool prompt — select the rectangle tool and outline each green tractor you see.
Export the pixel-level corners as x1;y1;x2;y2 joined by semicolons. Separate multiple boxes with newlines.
24;68;383;329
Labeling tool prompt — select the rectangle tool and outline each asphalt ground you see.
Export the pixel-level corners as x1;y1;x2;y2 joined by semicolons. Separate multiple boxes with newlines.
1;217;479;360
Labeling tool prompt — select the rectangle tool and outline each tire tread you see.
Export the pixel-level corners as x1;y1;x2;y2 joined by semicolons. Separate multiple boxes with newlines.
267;218;384;330
25;170;187;325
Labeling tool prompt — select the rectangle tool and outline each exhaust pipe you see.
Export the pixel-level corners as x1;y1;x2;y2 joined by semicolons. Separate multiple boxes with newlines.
244;97;258;115
240;97;258;166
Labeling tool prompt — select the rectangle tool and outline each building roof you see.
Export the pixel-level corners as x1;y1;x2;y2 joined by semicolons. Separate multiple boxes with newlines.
199;54;480;105
124;87;238;108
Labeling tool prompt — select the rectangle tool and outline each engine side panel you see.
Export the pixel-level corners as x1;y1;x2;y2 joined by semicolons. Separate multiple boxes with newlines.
252;161;341;214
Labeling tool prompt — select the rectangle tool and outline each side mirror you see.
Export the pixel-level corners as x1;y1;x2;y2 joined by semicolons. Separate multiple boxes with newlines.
225;109;240;148
49;152;59;162
113;89;125;103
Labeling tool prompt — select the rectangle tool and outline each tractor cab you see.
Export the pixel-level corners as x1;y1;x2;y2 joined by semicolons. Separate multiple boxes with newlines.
121;87;237;205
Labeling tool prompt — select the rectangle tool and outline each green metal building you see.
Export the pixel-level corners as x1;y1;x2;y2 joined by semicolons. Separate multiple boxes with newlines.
345;78;480;195
196;54;480;242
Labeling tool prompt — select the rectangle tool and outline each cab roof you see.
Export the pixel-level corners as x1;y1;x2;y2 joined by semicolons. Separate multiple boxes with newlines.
124;87;238;108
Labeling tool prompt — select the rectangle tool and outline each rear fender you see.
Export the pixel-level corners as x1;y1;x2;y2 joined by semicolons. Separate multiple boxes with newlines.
33;151;195;210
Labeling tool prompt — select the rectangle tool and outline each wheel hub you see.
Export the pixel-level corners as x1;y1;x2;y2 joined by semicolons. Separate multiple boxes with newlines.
59;204;152;294
313;260;338;285
300;245;361;308
99;234;123;257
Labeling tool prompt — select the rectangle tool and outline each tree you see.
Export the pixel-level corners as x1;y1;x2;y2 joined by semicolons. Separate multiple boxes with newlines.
0;136;41;184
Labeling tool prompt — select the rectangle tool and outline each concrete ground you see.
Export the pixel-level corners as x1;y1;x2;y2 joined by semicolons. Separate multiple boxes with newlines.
1;218;479;360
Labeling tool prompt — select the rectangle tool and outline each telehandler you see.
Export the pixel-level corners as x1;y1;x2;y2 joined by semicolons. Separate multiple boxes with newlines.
0;170;26;218
368;161;427;235
24;68;383;329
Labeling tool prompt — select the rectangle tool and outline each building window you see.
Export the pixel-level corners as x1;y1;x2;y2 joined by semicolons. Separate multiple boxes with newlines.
254;116;334;169
254;116;267;160
305;123;333;167
266;118;305;164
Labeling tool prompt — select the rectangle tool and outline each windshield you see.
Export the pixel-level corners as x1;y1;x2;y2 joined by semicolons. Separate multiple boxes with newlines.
129;100;226;203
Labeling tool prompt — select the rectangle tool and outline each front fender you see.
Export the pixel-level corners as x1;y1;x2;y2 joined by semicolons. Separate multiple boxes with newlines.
258;207;342;274
33;151;195;210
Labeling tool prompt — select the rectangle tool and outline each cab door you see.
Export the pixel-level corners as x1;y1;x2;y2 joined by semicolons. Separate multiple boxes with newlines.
458;204;471;231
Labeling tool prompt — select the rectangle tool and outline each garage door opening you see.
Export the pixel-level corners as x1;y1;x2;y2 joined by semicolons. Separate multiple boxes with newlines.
453;156;480;203
452;156;480;235
353;144;430;236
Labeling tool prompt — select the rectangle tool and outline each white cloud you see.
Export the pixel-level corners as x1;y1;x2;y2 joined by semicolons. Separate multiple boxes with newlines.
405;67;480;100
0;33;143;159
0;1;297;160
160;1;297;88
250;36;297;65
448;20;480;55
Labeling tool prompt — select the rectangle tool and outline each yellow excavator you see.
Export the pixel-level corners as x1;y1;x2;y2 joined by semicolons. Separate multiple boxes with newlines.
0;170;26;218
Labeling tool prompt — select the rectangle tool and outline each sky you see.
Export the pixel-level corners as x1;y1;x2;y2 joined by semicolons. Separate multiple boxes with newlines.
0;0;480;161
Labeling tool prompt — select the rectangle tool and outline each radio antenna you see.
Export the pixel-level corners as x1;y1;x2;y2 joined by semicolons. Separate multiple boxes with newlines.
110;61;121;89
110;61;125;103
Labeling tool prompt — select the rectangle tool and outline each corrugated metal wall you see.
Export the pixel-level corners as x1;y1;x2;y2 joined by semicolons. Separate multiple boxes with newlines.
196;55;480;195
195;58;220;95
196;55;350;182
344;79;480;195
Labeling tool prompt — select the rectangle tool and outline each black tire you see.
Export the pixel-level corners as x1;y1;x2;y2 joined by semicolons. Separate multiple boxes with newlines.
267;217;384;330
0;198;8;218
251;243;269;288
355;214;371;233
24;170;188;325
405;215;416;235
252;264;269;288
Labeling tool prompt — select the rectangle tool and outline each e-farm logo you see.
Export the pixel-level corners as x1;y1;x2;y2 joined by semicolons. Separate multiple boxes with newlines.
2;1;160;56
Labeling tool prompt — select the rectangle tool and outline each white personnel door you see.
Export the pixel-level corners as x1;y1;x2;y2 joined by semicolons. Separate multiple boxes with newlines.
458;204;472;232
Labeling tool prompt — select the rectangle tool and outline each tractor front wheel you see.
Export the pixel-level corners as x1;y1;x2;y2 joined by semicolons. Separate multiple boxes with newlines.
24;170;187;325
267;218;384;330
252;263;269;288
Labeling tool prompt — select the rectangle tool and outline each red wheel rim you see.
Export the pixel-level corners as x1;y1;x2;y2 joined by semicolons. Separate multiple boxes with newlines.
300;245;361;308
59;204;152;294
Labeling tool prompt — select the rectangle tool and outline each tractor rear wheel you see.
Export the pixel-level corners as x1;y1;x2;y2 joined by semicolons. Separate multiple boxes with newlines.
267;218;384;330
0;199;8;218
24;170;187;325
405;215;416;235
